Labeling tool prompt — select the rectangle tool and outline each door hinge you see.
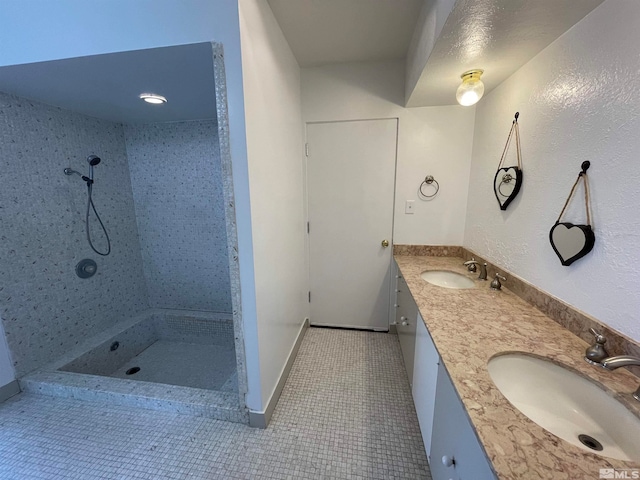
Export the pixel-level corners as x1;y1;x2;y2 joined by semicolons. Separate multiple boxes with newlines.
307;221;310;234
305;143;309;157
308;291;311;303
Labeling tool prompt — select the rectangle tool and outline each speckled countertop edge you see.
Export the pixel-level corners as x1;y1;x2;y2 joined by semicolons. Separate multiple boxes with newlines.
395;255;640;479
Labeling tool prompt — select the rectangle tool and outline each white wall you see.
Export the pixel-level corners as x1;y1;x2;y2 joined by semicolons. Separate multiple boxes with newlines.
0;1;263;405
405;0;456;105
302;61;476;245
239;0;309;411
465;0;640;342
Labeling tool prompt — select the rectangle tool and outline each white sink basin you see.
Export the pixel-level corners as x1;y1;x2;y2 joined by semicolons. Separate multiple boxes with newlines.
488;353;640;461
420;270;475;289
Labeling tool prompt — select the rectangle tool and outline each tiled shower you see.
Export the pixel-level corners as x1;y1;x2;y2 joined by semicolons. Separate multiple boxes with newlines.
0;87;243;420
124;121;232;313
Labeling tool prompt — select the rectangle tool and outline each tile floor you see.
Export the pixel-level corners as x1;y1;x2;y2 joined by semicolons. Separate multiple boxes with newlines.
0;328;431;479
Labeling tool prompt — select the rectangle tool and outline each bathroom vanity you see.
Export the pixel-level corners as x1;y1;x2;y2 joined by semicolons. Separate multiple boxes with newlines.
393;254;640;479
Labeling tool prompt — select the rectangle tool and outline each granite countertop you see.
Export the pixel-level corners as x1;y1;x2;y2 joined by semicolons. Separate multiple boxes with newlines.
394;255;640;479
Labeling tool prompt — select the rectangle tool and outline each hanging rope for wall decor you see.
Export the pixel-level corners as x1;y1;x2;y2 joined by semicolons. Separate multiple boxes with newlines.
555;161;592;227
498;113;522;171
418;175;439;199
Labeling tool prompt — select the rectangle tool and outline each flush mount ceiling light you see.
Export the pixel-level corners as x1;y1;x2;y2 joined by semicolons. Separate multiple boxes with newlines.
456;69;485;106
139;93;167;105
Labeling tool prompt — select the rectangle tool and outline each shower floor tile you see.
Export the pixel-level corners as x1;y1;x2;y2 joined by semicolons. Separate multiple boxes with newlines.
110;341;237;391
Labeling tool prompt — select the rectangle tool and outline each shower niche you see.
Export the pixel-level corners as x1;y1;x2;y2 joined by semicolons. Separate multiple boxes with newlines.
0;43;247;422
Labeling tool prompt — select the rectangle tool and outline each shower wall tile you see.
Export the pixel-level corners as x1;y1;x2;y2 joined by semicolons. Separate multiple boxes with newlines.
157;313;234;346
0;91;149;376
124;121;232;313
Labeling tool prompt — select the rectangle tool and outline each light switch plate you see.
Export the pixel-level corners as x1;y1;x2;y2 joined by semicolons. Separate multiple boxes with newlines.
405;200;415;214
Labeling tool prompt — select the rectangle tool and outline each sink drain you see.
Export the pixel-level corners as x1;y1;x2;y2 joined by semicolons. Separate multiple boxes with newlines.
578;434;603;451
126;367;140;375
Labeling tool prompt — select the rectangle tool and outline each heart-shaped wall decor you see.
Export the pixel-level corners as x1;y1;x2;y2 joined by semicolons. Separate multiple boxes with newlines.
549;222;595;266
493;166;523;210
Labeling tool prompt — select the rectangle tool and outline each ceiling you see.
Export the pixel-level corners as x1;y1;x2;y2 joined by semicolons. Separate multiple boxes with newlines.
267;0;423;67
0;2;607;118
268;0;604;107
0;43;217;124
403;0;605;106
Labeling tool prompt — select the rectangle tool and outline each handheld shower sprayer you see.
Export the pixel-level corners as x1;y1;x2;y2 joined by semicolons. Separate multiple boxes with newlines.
87;155;101;181
64;156;101;183
63;154;111;256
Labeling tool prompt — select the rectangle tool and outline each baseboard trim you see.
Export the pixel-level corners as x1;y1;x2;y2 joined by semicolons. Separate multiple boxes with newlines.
0;380;20;403
249;318;309;429
311;322;388;332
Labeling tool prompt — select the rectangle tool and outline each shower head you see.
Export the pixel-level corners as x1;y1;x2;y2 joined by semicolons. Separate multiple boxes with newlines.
86;155;101;181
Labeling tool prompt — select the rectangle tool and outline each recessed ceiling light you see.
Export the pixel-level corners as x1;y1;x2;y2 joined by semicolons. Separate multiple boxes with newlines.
139;93;167;105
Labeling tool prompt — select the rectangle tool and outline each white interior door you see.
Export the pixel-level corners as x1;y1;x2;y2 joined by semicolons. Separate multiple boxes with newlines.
306;119;397;330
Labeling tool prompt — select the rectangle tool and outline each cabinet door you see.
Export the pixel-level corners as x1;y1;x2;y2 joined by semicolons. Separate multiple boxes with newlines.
430;363;496;480
396;276;418;385
411;315;439;462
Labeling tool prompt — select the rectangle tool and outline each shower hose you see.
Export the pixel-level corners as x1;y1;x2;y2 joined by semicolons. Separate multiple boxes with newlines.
86;183;111;256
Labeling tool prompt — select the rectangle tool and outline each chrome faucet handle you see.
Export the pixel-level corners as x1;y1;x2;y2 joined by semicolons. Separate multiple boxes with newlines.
585;328;609;365
490;273;506;290
466;258;477;272
589;328;606;343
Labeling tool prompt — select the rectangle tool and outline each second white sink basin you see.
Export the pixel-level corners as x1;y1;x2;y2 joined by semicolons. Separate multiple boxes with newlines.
488;353;640;461
420;270;475;289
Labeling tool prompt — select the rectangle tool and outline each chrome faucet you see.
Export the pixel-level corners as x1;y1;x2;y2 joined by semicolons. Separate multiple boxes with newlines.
463;260;487;280
602;355;640;402
584;328;609;365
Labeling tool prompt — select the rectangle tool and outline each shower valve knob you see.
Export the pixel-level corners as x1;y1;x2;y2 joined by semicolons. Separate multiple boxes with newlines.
76;259;98;279
442;455;455;467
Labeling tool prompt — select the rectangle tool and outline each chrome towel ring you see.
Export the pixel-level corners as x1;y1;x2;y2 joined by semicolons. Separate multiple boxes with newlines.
419;175;439;198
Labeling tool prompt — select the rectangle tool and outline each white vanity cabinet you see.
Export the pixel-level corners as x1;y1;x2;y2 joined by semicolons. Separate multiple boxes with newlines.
395;261;495;479
395;274;418;386
411;314;440;462
429;362;496;480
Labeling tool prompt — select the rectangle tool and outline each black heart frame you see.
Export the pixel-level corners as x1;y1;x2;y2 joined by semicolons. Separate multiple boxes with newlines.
493;166;523;211
549;222;595;266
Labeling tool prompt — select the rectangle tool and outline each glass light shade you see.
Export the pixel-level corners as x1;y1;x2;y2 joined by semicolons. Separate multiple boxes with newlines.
139;93;167;104
456;70;484;106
